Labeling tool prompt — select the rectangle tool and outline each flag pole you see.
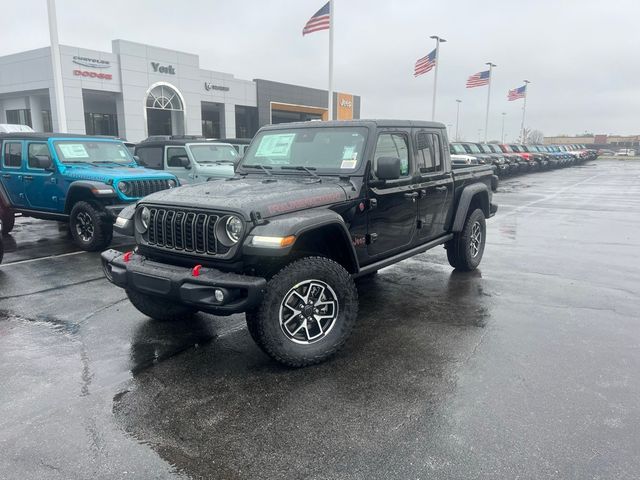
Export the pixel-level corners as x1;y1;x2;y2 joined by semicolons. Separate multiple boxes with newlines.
520;80;531;143
327;0;335;120
455;99;461;140
484;62;496;143
47;0;67;132
429;36;446;121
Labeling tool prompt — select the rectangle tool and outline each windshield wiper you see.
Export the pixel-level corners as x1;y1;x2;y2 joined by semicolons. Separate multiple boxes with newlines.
242;164;273;176
93;161;129;166
280;165;319;178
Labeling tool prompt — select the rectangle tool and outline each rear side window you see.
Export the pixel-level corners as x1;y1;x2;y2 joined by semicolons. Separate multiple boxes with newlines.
415;132;442;173
3;142;22;168
374;133;409;177
28;143;51;169
167;147;188;167
136;146;163;169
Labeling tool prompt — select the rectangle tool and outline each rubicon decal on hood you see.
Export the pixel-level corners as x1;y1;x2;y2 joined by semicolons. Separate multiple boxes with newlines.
266;192;345;215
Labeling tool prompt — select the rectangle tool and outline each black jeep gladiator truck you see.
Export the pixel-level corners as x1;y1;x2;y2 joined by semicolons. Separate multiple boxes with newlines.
102;120;498;367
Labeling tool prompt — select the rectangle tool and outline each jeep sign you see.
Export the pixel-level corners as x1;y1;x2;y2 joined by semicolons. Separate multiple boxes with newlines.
151;62;176;75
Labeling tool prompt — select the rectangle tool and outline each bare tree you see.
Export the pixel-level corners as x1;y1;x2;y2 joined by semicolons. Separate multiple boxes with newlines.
528;129;544;144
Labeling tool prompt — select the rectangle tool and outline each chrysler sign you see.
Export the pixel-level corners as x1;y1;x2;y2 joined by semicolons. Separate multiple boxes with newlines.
72;56;110;69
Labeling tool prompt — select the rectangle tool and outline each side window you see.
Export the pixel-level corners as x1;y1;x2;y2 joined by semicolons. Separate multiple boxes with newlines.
3;142;23;168
27;143;51;169
416;132;443;174
167;147;188;167
374;133;409;177
136;146;163;169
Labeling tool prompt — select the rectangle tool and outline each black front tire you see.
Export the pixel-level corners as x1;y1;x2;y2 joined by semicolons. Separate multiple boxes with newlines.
0;207;15;235
446;208;486;271
247;256;358;367
126;289;198;321
69;201;113;251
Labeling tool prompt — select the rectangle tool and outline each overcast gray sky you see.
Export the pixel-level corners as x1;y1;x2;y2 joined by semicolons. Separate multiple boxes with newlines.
3;0;639;140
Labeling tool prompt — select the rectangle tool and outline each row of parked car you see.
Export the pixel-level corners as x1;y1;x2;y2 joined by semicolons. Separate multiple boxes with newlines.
0;130;597;264
449;142;598;176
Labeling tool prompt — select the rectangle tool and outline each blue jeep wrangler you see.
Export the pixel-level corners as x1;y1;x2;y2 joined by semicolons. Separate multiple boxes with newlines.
0;133;178;251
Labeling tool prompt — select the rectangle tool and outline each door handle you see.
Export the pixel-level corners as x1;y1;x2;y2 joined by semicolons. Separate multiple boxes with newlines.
435;186;447;192
1;174;10;179
23;175;34;181
404;192;419;199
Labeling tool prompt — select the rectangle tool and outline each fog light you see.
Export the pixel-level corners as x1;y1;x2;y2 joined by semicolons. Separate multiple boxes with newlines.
214;289;225;303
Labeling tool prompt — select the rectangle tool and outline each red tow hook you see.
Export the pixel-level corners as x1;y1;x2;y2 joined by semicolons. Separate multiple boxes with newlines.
192;264;203;277
123;251;133;263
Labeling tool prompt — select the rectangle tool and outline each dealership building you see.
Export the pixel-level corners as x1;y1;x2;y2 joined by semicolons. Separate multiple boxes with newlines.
0;39;361;142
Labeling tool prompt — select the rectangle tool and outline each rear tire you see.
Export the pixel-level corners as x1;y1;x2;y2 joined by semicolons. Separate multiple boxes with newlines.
446;208;486;271
126;289;197;321
0;207;15;235
69;201;113;251
247;256;358;367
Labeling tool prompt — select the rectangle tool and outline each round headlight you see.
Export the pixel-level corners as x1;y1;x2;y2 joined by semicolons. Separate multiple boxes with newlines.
225;216;243;243
138;206;151;233
118;181;129;195
168;179;177;188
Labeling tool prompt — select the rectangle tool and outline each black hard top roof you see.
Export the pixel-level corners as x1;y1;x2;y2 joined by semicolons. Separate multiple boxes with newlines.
0;132;121;141
260;119;446;131
216;138;252;144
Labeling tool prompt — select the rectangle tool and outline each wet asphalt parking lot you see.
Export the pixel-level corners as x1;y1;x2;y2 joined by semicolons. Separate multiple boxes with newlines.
1;158;639;479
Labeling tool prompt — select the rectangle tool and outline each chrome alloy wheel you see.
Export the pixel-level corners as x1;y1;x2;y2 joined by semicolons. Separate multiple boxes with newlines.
469;221;482;258
75;211;95;242
279;279;339;344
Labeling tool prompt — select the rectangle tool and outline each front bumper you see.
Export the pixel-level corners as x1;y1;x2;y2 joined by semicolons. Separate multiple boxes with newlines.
101;249;266;315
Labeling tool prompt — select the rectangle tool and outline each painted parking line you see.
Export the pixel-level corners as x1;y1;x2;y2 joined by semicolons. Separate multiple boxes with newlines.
0;250;87;267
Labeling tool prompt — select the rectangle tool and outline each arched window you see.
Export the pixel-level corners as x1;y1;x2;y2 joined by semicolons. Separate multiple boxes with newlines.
146;85;183;111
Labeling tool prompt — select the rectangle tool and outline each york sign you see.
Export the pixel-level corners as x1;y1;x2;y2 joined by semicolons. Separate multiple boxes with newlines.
151;62;176;75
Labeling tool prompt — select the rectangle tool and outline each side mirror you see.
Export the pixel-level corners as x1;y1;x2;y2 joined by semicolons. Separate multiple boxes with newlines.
33;155;53;170
376;156;402;180
133;155;141;163
178;156;191;169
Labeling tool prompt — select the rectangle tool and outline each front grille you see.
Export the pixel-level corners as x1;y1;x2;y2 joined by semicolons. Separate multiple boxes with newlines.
124;179;171;198
145;207;222;255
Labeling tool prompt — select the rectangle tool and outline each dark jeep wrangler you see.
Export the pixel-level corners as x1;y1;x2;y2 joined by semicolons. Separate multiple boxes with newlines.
102;120;498;367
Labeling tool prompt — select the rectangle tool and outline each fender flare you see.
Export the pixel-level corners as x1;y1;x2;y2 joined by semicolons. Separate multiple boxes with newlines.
452;183;490;232
0;182;11;208
242;209;360;273
64;181;117;213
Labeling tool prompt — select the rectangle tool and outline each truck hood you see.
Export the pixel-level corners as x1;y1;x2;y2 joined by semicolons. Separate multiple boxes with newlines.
140;176;350;219
62;164;175;183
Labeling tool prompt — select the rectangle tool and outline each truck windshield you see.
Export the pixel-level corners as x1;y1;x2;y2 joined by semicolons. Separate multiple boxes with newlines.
240;127;368;173
54;140;133;164
451;144;467;154
189;144;239;164
479;144;492;153
466;144;482;154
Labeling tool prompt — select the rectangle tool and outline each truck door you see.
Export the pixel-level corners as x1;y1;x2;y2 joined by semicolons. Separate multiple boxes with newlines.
165;146;193;184
24;142;64;212
367;130;419;258
1;141;27;207
413;129;453;240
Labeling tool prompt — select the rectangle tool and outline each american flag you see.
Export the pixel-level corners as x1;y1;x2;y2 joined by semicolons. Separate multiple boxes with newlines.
414;49;437;77
303;2;331;36
466;70;491;88
508;85;527;101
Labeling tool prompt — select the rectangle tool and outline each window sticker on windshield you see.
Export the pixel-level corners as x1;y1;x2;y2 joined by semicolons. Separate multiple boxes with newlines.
58;144;89;158
340;147;358;169
255;134;295;157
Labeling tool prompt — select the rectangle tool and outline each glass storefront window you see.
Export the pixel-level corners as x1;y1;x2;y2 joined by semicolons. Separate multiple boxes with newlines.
6;109;32;127
85;113;118;136
235;105;258;139
42;110;52;132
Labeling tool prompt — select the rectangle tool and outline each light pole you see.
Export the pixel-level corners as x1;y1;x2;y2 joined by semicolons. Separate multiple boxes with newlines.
519;80;531;143
501;112;506;144
483;62;497;143
455;99;462;141
429;35;446;121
